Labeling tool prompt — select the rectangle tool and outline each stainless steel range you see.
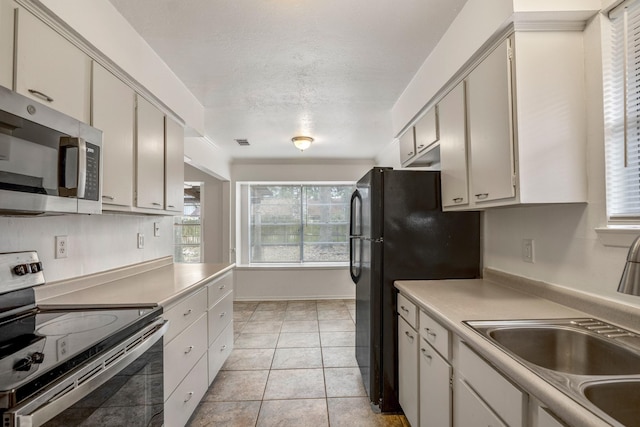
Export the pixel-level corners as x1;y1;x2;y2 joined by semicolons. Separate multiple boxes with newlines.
0;251;168;427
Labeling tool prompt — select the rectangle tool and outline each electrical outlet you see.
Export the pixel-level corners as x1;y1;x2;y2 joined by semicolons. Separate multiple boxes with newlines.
56;336;68;360
154;222;160;237
137;233;144;249
55;235;68;259
522;239;534;263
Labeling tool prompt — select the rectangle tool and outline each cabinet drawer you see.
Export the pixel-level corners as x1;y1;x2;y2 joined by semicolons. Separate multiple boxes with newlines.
397;293;417;329
164;354;208;427
207;271;234;308
208;291;234;345
164;313;207;398
208;321;234;384
454;378;507;427
458;343;525;427
163;288;207;344
419;310;450;360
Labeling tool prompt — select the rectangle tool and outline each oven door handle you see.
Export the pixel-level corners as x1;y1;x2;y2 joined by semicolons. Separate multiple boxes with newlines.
3;317;169;427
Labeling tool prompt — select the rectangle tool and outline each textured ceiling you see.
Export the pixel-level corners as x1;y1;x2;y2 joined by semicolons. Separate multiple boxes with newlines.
108;0;468;160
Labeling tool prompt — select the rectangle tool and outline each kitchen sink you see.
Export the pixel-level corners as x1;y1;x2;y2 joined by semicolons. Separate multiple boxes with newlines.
465;318;640;426
583;380;640;427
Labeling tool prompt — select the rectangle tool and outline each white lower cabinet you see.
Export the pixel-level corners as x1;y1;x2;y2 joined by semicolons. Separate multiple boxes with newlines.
165;355;208;427
398;316;419;427
207;270;234;384
208;321;234;381
419;340;452;427
455;378;507;427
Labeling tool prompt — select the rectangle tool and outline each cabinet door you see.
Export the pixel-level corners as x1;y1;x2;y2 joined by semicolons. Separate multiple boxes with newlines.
454;379;507;427
399;127;416;165
165;116;184;212
92;62;134;207
136;95;165;210
420;342;452;427
467;38;515;204
439;81;469;208
14;8;90;122
398;316;419;427
0;0;16;88
415;107;438;154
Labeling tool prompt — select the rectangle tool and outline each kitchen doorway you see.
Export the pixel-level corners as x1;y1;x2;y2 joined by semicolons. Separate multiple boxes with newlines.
174;181;203;263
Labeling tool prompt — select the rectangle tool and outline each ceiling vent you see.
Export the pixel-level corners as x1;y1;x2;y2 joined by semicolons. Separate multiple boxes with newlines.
235;138;250;146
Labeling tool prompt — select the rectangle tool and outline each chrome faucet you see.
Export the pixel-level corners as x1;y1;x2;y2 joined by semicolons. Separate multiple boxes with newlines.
618;235;640;296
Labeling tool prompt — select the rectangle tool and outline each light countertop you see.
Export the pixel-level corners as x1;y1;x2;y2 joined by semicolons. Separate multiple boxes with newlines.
38;259;234;308
395;278;617;427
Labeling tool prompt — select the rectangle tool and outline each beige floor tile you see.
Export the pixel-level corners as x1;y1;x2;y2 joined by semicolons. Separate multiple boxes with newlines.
286;301;318;311
280;320;319;333
222;348;274;370
320;331;356;347
284;310;318;321
255;301;288;311
234;301;259;311
234;321;247;334
277;332;321;348
241;321;283;334
263;369;326;399
203;370;269;401
271;347;323;369
317;300;346;310
318;308;352;320
256;399;329;427
234;333;280;349
322;347;358;368
327;397;408;427
319;319;355;332
249;310;286;322
234;310;255;322
187;401;261;427
324;367;367;397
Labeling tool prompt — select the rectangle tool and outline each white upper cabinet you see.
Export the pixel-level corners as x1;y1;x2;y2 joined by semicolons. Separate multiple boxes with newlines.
467;38;515;205
165;116;184;212
414;106;439;154
136;95;165;210
0;0;16;88
399;127;416;165
439;81;469;208
92;62;135;208
14;8;90;122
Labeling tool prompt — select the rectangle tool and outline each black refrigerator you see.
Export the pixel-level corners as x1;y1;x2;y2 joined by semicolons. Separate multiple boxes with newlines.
349;168;480;413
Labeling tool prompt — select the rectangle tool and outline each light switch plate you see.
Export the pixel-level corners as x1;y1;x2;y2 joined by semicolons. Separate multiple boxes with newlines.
522;239;534;263
137;233;144;249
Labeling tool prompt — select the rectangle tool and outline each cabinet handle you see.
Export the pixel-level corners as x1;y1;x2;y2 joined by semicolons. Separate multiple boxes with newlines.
102;195;115;201
184;391;194;403
405;331;415;341
220;344;227;351
152;202;162;206
407;151;414;157
475;193;489;200
184;345;194;354
424;327;437;338
219;284;226;290
168;205;175;208
417;144;425;150
219;312;226;318
400;306;409;313
421;348;433;361
453;197;463;203
28;89;54;102
183;309;192;316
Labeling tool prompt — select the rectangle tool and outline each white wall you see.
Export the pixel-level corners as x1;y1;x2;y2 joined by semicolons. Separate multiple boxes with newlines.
0;214;173;283
231;159;374;300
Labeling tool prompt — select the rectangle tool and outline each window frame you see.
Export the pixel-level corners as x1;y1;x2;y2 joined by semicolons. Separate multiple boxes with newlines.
236;181;355;267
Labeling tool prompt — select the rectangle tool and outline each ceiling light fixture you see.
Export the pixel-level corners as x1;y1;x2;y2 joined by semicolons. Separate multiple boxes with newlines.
292;136;313;151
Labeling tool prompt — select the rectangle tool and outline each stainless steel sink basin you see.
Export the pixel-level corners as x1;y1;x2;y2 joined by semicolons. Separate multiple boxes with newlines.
465;318;640;426
583;380;640;427
487;327;640;375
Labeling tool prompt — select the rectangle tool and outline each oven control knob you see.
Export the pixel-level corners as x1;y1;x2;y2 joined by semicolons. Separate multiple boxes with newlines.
13;264;31;276
30;262;43;273
13;352;45;371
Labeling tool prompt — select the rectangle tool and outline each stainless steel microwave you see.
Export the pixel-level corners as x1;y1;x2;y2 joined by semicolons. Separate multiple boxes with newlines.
0;85;102;215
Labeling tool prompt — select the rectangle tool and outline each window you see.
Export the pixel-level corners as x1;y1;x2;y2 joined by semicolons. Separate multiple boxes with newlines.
174;183;202;263
245;183;354;264
605;0;640;223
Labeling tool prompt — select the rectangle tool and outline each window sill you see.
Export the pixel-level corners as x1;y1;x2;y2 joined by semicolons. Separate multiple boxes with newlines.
235;263;349;271
595;227;640;248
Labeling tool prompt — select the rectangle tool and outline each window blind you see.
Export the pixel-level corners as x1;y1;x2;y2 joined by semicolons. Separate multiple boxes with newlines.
605;0;640;222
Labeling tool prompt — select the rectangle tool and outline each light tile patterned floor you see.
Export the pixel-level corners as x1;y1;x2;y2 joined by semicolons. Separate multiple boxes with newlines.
187;300;409;427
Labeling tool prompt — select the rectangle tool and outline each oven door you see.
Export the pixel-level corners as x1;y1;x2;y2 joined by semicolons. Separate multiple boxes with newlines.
3;318;168;427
